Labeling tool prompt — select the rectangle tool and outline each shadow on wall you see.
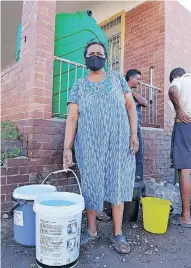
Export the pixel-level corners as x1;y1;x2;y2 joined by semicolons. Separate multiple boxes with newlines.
1;1;23;70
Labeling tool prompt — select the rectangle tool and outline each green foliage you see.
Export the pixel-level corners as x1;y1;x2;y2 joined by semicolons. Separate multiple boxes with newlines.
1;121;23;141
1;121;23;165
1;146;22;166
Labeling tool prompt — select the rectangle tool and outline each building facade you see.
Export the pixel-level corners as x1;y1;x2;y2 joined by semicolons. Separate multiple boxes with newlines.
1;0;191;212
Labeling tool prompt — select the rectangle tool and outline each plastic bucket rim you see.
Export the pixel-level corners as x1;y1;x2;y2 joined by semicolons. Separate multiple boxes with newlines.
13;184;57;201
141;197;172;206
34;203;84;216
33;191;85;215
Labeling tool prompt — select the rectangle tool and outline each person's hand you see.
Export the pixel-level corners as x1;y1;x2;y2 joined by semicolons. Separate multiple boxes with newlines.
176;109;191;123
63;149;74;170
130;135;139;155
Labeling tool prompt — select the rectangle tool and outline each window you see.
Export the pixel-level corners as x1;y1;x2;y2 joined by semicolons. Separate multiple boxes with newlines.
100;12;124;72
108;33;121;71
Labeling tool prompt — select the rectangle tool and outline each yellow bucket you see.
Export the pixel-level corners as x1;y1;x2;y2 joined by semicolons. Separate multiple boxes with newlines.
142;197;172;234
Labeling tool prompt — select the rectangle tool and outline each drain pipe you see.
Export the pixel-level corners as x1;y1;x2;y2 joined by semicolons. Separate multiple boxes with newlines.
149;66;154;104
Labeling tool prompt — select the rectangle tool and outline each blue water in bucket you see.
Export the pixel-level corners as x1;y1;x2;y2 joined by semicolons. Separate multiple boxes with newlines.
40;200;76;206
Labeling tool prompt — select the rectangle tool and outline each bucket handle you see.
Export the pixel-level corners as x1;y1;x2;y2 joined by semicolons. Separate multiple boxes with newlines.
40;168;82;196
8;202;20;217
170;205;174;213
140;199;174;213
8;196;33;217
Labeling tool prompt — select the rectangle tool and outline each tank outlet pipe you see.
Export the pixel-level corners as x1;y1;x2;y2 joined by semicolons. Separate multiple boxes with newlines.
87;10;92;16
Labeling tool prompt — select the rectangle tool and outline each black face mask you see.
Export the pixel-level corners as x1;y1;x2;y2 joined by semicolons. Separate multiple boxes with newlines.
85;56;106;71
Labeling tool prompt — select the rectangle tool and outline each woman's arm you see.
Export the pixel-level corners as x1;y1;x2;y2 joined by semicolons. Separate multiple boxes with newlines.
125;93;138;136
64;103;79;150
124;92;139;154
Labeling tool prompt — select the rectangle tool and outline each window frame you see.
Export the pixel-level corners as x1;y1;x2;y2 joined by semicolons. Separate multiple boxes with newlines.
99;10;125;74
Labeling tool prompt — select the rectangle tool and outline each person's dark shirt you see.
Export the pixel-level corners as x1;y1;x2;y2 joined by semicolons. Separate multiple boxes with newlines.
133;98;142;129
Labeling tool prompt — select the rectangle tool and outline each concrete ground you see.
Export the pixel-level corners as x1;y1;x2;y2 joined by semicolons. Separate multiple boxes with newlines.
1;217;191;268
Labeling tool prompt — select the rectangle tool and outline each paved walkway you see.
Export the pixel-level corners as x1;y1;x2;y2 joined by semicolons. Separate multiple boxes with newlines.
1;218;191;268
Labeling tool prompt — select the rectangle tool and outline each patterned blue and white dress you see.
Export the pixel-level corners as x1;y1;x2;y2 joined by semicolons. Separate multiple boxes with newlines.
68;70;135;211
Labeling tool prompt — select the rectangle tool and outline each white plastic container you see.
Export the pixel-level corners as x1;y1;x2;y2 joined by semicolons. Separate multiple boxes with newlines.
33;170;85;268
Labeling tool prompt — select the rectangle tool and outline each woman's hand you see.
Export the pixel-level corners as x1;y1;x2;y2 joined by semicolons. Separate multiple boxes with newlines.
63;149;74;169
130;135;139;155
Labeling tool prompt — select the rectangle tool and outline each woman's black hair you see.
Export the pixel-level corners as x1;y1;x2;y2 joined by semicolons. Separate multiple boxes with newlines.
84;41;107;58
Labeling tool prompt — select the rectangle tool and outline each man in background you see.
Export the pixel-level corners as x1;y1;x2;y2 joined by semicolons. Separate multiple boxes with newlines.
168;67;191;227
125;69;147;182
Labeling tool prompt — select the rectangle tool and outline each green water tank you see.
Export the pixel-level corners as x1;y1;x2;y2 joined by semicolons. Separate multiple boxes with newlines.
53;10;108;117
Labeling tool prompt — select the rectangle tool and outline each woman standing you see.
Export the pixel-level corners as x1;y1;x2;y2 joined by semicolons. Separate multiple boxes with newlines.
63;42;139;254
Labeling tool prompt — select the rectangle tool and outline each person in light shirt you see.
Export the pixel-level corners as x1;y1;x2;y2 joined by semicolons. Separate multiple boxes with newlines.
168;67;191;228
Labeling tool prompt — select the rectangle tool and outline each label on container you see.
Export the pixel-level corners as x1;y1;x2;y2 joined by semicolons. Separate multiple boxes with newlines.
36;215;82;266
14;210;24;226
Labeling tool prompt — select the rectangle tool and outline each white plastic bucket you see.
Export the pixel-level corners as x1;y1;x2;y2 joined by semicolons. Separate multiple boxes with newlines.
12;184;57;246
33;169;85;268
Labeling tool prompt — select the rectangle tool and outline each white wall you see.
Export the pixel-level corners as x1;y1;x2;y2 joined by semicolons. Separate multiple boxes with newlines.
89;1;145;24
56;1;145;24
1;1;23;71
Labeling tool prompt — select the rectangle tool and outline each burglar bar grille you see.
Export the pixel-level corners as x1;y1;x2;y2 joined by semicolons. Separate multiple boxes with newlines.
108;33;121;71
101;16;122;72
101;16;121;31
53;57;162;127
137;82;162;127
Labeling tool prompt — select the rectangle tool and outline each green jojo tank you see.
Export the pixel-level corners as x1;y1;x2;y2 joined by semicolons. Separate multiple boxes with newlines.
53;11;108;117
